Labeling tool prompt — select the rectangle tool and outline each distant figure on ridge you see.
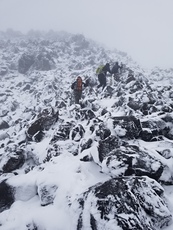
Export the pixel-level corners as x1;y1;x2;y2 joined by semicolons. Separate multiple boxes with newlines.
96;63;111;90
71;76;86;104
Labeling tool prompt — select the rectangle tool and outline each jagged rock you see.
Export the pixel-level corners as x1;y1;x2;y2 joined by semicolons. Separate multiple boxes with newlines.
162;114;173;122
116;87;124;97
0;110;9;118
98;135;121;162
126;75;136;84
10;101;19;112
0;132;9;141
22;83;31;91
161;105;173;113
130;80;144;93
74;177;171;230
18;53;35;74
0;145;25;173
70;124;85;141
101;108;108;116
0;120;9;130
0;66;8;76
0;180;14;213
169;91;173;98
50;121;75;143
105;85;114;97
56;100;66;108
165;129;173;140
140;129;154;141
140;103;158;115
158;149;173;159
101;145;165;182
26;118;45;142
81;138;93;152
116;96;126;107
112;116;142;139
37;183;58;206
141;118;167;131
44;144;62;162
127;99;141;111
96;124;111;141
26;107;59;142
147;92;157;104
140;118;171;141
80;108;95;120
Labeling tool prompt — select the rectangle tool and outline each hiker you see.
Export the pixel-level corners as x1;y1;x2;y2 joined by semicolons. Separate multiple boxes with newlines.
119;62;124;74
71;76;86;104
111;62;121;81
96;63;111;90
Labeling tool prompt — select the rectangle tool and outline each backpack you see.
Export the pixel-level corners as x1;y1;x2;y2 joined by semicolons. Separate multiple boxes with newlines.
96;65;104;75
76;77;82;90
75;77;83;91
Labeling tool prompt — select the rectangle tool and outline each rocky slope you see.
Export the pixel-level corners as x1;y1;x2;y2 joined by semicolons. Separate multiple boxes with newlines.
0;30;173;230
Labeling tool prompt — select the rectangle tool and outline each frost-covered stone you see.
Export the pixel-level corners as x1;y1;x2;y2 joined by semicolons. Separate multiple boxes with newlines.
37;183;58;206
74;177;171;230
0;180;14;213
0;145;25;173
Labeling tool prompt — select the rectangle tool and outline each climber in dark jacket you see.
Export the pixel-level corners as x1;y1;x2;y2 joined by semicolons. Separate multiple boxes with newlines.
71;76;86;104
97;63;111;90
111;62;121;81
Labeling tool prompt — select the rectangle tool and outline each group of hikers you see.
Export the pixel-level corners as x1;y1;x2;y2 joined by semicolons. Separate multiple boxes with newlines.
71;62;124;104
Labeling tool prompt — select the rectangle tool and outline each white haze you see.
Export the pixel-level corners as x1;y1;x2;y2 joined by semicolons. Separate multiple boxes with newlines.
0;0;173;69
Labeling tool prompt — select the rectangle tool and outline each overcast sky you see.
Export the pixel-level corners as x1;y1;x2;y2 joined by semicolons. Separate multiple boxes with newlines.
0;0;173;69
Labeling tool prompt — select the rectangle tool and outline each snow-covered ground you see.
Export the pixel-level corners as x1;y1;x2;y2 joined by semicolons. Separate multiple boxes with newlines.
0;31;173;230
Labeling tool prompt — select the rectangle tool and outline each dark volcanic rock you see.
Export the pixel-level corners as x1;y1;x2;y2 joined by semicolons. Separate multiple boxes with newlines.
0;180;14;213
0;120;9;130
75;177;171;230
26;108;59;142
70;124;85;141
98;135;121;162
37;183;58;206
18;53;35;74
50;121;74;143
0;144;26;173
2;149;25;173
112;116;142;139
100;145;164;182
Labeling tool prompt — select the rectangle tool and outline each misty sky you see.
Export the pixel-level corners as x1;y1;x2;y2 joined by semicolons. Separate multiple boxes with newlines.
0;0;173;69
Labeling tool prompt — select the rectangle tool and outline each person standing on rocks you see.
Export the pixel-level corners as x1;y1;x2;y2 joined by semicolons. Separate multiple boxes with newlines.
111;62;121;81
71;76;86;104
96;63;111;90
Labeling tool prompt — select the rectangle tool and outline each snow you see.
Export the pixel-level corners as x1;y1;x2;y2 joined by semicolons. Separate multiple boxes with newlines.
0;31;173;229
1;153;110;230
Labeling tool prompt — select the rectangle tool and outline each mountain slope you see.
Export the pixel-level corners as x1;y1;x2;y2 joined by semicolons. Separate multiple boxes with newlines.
0;30;173;230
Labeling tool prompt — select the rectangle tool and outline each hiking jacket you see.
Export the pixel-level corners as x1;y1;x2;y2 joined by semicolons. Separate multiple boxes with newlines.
71;80;86;91
101;64;111;75
112;63;120;74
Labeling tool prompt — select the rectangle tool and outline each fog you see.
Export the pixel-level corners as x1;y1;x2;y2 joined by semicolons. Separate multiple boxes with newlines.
0;0;173;69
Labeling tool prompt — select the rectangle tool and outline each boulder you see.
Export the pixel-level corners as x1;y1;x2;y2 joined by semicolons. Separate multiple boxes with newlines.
101;145;164;182
0;180;14;213
18;53;35;74
26;107;59;142
37;183;58;206
74;177;171;230
113;116;142;139
0;120;9;130
0;144;25;173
